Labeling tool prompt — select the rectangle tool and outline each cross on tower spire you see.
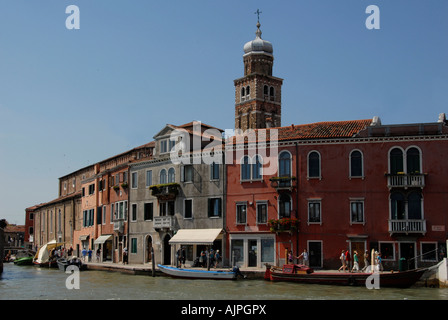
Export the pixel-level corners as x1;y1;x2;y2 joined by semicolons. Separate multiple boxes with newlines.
254;9;262;23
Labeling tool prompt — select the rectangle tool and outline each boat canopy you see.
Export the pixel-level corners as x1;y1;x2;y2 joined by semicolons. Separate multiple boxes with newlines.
94;235;113;244
169;228;222;245
34;240;65;263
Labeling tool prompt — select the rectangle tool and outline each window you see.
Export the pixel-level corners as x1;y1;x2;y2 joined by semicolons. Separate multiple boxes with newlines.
389;146;422;175
261;238;275;263
168;167;175;183
269;86;275;97
236;203;247;225
88;183;95;195
169;139;176;152
160;169;167;184
160;140;168;153
350;150;363;177
406;147;421;174
144;203;153;221
184;199;193;219
421;243;437;262
241;156;251;181
131;204;137;222
146;170;152;187
308;200;321;223
241;155;263;181
390;192;406;220
131;172;138;189
252;155;262;180
208;198;222;218
390;148;404;174
211;162;220;180
257;202;268;224
379;242;395;260
131;238;137;254
407;192;422;220
308;151;320;178
279;194;291;218
279;151;291;178
103;206;106;224
182;165;194;182
350;200;364;224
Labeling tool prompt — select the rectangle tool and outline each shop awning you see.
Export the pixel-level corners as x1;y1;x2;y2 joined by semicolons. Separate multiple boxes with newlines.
169;229;222;245
94;235;113;244
79;235;89;241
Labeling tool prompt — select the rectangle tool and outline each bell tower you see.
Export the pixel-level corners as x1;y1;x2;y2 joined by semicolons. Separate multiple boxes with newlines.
234;16;283;131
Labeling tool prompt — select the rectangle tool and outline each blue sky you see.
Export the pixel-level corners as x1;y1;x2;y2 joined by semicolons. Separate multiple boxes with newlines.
0;0;447;224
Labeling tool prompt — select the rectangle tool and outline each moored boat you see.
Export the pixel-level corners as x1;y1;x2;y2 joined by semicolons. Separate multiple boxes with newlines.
265;264;427;288
157;264;242;280
57;257;85;271
33;240;65;268
14;256;34;266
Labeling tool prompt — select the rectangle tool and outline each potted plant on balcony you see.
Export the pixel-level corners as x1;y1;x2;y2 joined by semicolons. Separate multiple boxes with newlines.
269;176;297;188
268;218;299;234
149;183;180;198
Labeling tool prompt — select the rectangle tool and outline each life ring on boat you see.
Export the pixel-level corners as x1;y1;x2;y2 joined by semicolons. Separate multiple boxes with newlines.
347;276;356;286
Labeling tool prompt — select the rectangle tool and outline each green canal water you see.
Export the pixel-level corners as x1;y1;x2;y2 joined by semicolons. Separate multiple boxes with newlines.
1;263;447;300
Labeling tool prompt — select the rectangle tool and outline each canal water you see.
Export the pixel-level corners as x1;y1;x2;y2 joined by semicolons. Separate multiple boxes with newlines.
1;263;447;300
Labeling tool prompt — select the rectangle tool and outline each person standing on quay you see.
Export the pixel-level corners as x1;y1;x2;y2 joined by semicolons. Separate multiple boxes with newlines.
362;250;370;272
338;250;347;272
298;249;309;266
352;251;359;272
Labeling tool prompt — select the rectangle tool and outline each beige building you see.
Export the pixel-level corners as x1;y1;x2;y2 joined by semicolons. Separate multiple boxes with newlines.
128;121;227;266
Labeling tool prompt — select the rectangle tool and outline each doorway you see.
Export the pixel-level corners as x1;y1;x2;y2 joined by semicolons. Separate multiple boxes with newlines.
308;241;322;268
248;239;257;267
146;235;152;263
350;241;365;267
163;235;171;265
400;242;416;269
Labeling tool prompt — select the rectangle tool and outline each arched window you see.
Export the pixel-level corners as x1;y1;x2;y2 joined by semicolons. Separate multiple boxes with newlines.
390;148;403;174
279;193;291;218
168;168;175;183
390;192;405;220
350;150;363;177
406;147;421;174
279;152;291;177
308;151;321;178
264;85;269;96
246;85;250;97
160;169;167;184
269;86;275;97
252;155;263;180
241;156;251;181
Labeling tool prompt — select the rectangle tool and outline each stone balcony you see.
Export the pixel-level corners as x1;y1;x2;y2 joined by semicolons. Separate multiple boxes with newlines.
154;216;175;230
388;219;426;235
386;173;425;189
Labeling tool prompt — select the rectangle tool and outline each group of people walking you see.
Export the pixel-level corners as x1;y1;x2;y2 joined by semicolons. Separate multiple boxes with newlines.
339;249;383;272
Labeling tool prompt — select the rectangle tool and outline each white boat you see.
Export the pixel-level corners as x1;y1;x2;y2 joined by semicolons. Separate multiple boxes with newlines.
157;264;238;280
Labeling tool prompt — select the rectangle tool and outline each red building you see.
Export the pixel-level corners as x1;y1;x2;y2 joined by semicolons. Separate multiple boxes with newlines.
225;21;448;270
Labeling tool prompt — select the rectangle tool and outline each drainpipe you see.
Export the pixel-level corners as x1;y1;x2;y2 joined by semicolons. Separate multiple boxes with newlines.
295;142;299;257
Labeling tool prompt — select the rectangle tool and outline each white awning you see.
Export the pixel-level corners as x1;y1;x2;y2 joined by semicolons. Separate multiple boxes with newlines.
94;235;113;244
169;229;222;245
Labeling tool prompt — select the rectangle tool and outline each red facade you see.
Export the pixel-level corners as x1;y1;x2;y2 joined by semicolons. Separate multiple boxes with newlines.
225;120;448;270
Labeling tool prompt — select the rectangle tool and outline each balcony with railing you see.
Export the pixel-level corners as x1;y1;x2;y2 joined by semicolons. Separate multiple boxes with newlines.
154;216;175;230
149;183;180;201
386;173;425;189
113;219;124;233
269;176;297;191
388;219;426;235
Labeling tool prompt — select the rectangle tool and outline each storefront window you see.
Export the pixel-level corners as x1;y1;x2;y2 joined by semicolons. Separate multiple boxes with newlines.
261;238;274;263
